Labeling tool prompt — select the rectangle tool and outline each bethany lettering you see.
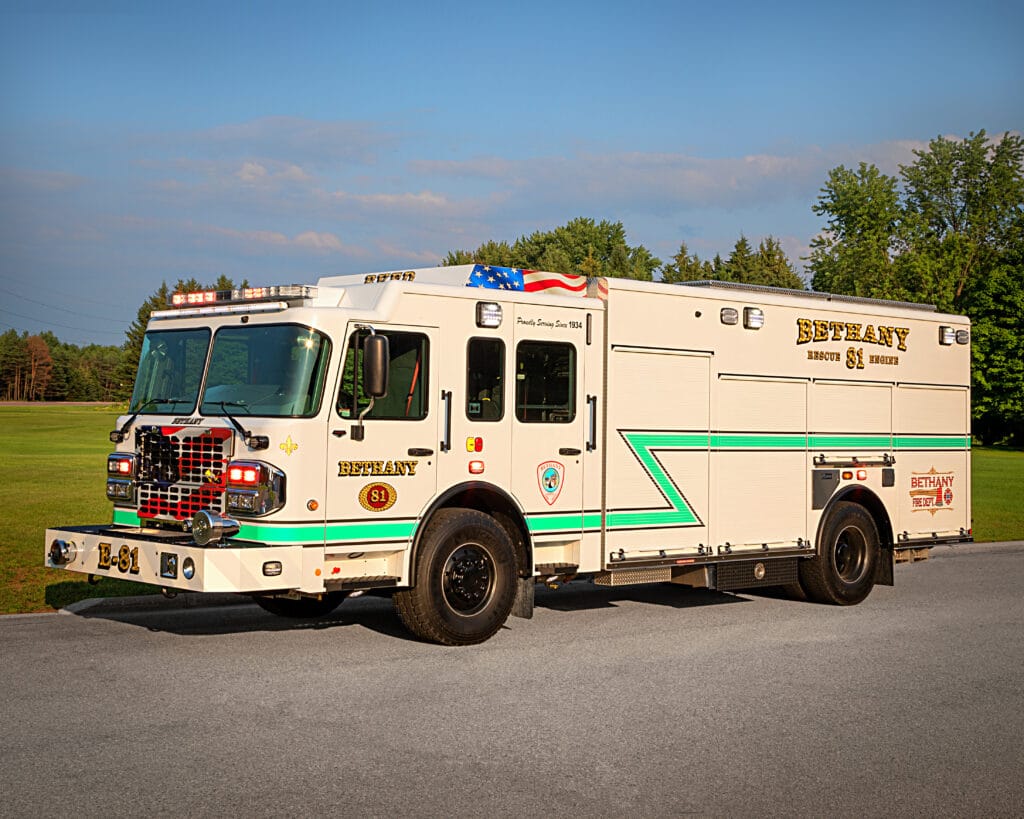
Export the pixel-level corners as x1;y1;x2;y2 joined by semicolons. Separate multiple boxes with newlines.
338;460;419;477
797;318;910;351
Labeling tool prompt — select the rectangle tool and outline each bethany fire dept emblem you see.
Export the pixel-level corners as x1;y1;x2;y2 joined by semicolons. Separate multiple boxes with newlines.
909;467;955;515
537;461;564;505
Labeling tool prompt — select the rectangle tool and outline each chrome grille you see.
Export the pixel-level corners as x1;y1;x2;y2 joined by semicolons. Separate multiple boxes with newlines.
135;425;233;521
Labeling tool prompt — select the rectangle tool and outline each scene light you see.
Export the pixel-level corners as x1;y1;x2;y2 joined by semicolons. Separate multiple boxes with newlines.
476;302;502;328
743;307;765;330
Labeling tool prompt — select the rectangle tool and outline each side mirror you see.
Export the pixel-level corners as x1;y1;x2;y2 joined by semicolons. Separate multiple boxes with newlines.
362;334;389;398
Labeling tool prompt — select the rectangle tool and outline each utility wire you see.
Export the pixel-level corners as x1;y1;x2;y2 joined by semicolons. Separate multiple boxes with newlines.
2;272;148;310
0;285;124;322
0;308;126;339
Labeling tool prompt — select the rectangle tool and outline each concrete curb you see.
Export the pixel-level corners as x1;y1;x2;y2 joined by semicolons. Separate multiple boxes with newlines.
928;540;1024;557
56;540;1024;616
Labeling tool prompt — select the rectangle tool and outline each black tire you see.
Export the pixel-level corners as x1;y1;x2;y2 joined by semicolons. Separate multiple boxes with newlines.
800;501;879;605
394;508;517;646
252;591;348;619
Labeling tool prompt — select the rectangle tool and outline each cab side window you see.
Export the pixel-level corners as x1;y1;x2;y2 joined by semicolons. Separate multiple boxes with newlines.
338;330;429;420
515;341;576;423
467;338;504;421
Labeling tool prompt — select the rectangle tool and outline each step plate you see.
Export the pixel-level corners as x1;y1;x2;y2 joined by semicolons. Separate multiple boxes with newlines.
594;567;672;587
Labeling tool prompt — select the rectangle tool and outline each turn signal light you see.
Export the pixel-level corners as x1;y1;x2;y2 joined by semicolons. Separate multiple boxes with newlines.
224;460;285;516
227;464;261;486
107;454;135;476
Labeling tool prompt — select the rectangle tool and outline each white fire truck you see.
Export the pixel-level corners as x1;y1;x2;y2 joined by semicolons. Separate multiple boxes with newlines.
46;265;973;644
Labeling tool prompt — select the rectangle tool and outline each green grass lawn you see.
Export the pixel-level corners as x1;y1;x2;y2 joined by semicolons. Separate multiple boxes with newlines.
1;404;1021;614
970;445;1024;543
0;404;157;614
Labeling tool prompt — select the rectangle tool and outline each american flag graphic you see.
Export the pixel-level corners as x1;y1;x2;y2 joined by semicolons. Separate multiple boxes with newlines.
466;264;587;294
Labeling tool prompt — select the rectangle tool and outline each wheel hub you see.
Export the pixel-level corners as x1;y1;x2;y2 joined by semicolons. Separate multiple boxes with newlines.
833;525;868;583
442;544;495;615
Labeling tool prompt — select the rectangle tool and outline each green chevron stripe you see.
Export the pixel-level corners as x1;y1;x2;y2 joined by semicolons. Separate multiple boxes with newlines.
894;435;971;449
526;512;602;534
809;435;890;448
714;433;807;448
111;508;417;545
619;432;703;526
112;508;141;526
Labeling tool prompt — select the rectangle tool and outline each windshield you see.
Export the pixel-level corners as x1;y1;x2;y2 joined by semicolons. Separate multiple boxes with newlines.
199;324;331;417
129;328;210;413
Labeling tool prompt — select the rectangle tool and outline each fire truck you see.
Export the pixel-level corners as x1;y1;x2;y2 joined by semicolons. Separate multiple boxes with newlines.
46;265;973;644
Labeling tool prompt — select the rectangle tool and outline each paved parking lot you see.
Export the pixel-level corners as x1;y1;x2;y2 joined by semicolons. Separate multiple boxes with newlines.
2;543;1022;817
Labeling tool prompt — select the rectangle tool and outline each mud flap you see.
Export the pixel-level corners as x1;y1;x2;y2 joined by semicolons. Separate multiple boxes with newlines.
876;547;894;586
511;575;534;619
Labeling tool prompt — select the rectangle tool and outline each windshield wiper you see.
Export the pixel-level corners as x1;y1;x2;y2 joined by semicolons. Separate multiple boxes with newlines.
110;397;189;443
217;401;269;450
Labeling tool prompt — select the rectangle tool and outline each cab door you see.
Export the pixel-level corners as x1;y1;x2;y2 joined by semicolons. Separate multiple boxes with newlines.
325;324;438;553
510;304;589;547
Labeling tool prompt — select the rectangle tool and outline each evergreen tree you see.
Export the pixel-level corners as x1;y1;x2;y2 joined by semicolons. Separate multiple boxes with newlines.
720;235;757;283
754;237;805;289
660;241;713;283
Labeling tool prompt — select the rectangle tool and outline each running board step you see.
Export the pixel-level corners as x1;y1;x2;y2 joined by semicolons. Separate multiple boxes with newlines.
326;575;400;591
594;567;672;587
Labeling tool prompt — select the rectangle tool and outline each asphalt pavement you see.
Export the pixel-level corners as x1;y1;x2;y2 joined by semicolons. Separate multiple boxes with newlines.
2;540;1022;817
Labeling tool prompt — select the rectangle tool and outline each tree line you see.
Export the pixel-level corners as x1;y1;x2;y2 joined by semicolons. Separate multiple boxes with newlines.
2;130;1020;442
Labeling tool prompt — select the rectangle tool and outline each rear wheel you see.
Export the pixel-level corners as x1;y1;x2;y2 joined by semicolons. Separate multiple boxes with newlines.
394;508;517;645
800;501;879;605
252;591;348;619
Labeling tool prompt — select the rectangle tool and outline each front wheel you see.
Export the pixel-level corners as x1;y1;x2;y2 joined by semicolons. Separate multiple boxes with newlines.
394;509;517;645
799;501;879;605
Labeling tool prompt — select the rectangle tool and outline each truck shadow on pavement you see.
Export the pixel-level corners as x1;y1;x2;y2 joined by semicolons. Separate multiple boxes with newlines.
69;581;748;641
533;580;744;612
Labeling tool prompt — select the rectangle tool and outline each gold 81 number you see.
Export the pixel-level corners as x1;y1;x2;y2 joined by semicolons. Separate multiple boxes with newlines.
97;542;141;575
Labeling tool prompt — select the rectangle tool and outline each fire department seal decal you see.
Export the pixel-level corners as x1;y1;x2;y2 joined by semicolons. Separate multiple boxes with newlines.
359;482;396;513
909;467;955;516
537;461;564;506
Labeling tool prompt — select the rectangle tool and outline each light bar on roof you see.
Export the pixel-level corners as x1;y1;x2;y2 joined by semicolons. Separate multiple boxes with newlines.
168;285;316;308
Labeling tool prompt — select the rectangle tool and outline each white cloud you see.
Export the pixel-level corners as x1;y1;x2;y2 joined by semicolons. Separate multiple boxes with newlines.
408;141;929;215
294;230;343;251
234;160;311;185
193;116;399;165
237;161;267;183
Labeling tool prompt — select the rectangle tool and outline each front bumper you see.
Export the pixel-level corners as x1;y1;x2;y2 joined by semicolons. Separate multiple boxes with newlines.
45;525;302;593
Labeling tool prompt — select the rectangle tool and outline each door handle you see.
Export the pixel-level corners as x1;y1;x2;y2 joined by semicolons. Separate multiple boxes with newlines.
440;390;452;452
559;447;581;456
332;429;347;438
408;448;434;457
586;395;598;452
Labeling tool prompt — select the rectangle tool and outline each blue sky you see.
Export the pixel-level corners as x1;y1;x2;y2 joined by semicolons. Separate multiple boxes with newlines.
1;0;1021;345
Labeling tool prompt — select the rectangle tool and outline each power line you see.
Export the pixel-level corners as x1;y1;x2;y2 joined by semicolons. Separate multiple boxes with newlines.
0;285;124;322
0;308;127;339
2;272;149;310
